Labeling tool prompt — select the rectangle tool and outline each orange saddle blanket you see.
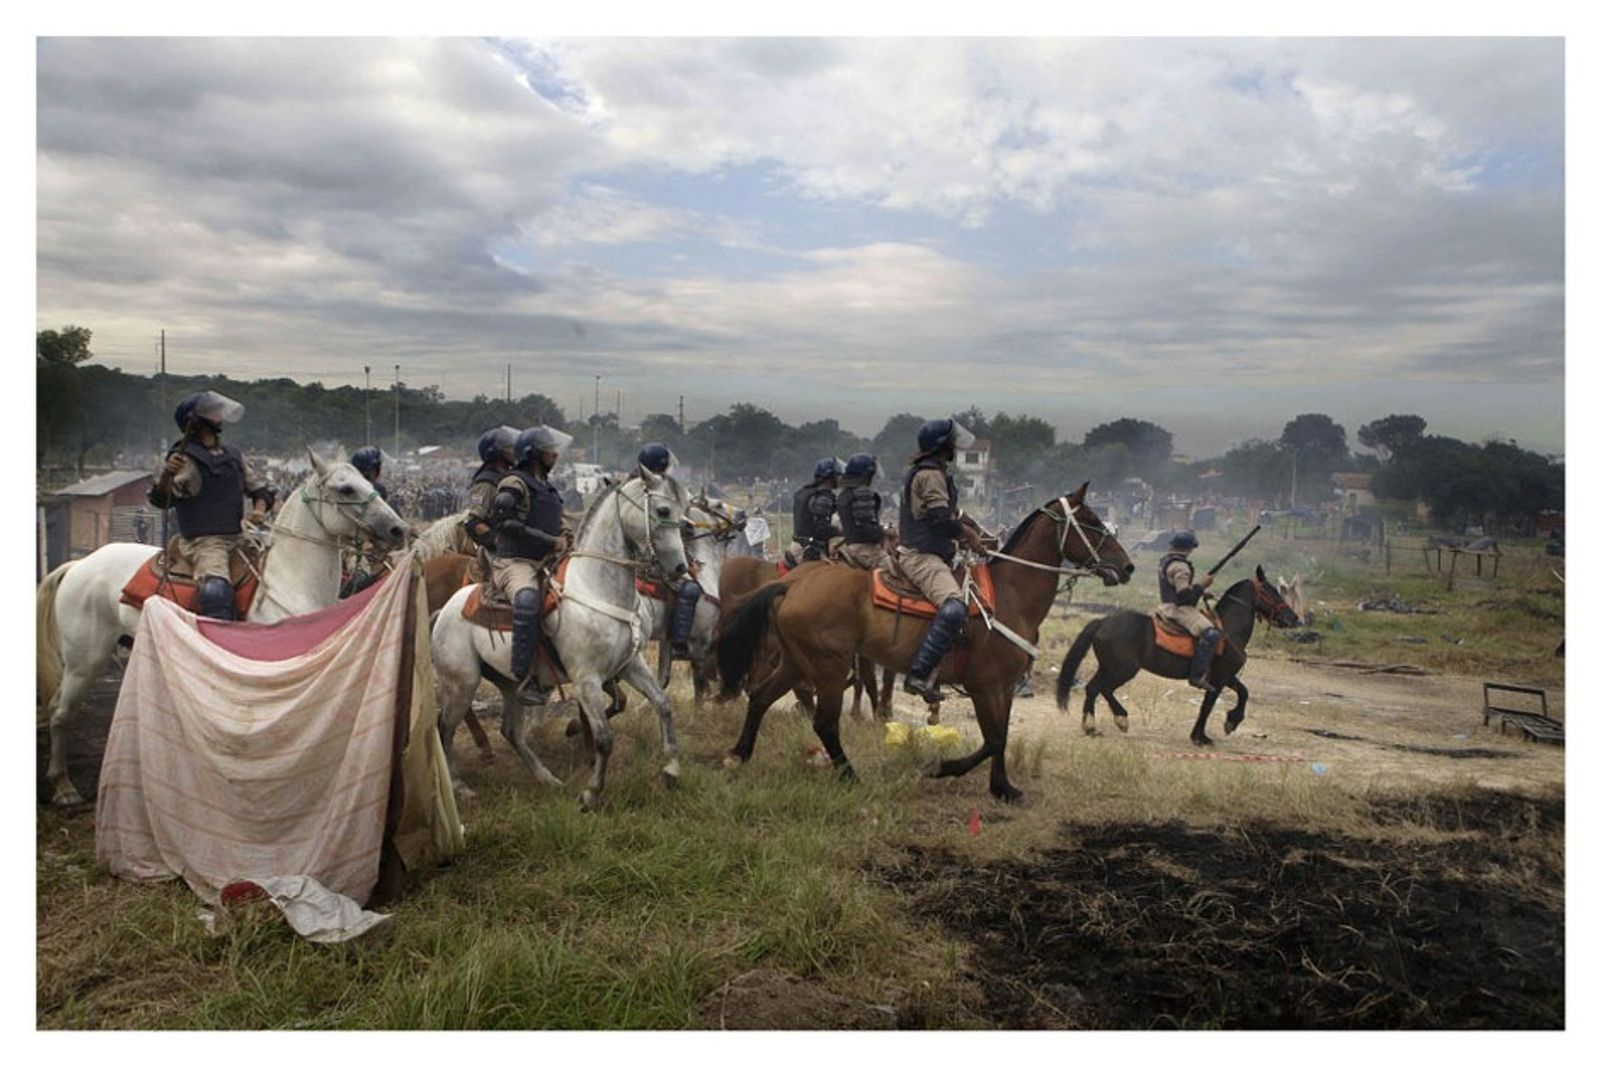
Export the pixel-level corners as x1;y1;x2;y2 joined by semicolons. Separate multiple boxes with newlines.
463;558;569;630
870;563;995;620
1151;614;1226;658
119;555;259;617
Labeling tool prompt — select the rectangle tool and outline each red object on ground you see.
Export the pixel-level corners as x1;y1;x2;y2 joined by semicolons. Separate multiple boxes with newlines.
967;807;981;836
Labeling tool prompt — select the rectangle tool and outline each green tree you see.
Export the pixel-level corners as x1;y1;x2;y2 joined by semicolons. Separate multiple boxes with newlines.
870;412;927;474
1357;414;1427;463
1279;413;1350;503
1216;439;1292;502
987;412;1057;480
1082;418;1174;483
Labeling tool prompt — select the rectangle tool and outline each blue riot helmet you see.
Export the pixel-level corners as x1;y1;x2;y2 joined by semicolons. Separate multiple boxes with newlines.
1170;529;1199;551
350;445;383;480
843;453;878;481
477;425;518;464
813;456;842;481
638;442;674;475
515;425;575;467
174;390;245;434
915;417;976;456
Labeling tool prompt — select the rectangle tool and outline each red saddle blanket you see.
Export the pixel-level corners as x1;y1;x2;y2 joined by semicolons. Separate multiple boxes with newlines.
1151;615;1226;658
870;564;995;620
119;555;259;617
463;558;569;630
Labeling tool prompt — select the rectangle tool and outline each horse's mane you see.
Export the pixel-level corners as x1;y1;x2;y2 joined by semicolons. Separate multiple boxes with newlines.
575;477;626;541
413;510;469;561
998;502;1052;557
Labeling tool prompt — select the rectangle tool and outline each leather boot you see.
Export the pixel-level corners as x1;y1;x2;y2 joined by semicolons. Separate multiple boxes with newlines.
1189;628;1223;693
511;586;544;700
670;580;701;659
197;576;236;621
904;598;967;703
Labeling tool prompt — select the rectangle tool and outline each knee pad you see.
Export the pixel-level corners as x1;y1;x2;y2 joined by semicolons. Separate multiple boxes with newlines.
677;580;702;605
197;576;235;620
512;586;541;616
935;597;968;630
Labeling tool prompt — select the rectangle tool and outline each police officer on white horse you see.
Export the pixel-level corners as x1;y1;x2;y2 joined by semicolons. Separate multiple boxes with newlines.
146;390;277;620
489;426;573;695
636;442;703;661
461;426;518;552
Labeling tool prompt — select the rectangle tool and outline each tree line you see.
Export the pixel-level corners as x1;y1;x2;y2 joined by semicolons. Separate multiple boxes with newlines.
37;327;1562;529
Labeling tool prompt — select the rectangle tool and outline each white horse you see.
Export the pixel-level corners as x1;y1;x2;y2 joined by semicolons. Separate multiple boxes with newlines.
35;449;408;806
647;494;743;701
431;471;692;810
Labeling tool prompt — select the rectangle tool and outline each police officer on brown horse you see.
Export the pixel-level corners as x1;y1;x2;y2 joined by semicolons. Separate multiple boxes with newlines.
898;418;984;701
147;390;276;620
489;426;573;692
836;452;891;571
788;457;841;565
1157;529;1223;692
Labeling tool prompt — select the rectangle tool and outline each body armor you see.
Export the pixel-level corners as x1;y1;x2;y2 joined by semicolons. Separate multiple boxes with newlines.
898;458;960;563
1159;552;1202;607
792;482;837;557
837;484;884;545
493;469;564;561
172;440;246;538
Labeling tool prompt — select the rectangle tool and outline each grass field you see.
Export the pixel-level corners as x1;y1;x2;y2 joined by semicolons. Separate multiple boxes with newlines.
36;521;1565;1029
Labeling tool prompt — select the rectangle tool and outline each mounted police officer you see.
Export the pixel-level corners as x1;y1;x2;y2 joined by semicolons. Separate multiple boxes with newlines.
147;390;276;621
342;445;394;597
836;452;891;571
788;457;841;565
898;418;983;702
1157;530;1223;692
461;426;518;552
636;443;702;659
490;426;574;693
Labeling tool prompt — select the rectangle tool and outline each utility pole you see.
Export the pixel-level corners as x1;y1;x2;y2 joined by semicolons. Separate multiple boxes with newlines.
364;365;372;445
393;364;401;458
506;362;512;403
593;374;602;467
678;394;685;436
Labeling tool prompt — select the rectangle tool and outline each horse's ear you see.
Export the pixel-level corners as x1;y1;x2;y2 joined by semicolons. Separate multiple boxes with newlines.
307;446;329;477
1256;564;1267;581
334;445;349;464
1073;480;1090;500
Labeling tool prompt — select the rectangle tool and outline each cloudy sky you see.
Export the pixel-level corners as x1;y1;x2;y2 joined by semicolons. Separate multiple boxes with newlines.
35;36;1565;456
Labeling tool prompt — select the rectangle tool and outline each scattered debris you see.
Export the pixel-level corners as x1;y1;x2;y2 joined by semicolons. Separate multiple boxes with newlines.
1285;630;1323;644
1290;658;1432;676
1359;596;1439;614
1396;635;1428;644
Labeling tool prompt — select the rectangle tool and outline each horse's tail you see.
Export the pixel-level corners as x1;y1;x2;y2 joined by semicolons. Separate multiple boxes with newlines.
716;582;789;698
1055;618;1102;710
36;563;73;721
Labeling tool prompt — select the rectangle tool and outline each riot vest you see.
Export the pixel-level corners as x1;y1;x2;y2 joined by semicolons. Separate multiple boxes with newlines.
493;468;565;561
173;439;246;539
837;483;884;545
792;483;836;547
898;458;959;563
1158;552;1196;605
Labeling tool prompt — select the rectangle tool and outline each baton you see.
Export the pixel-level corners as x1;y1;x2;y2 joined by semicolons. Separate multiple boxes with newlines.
1206;524;1261;577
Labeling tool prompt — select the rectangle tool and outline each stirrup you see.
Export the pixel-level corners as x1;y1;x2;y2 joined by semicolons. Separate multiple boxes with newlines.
904;674;945;703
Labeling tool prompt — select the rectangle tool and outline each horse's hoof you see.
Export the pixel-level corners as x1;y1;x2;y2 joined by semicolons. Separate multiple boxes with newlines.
837;763;858;784
578;790;600;812
661;770;679;790
1081;716;1097;736
993;784;1025;805
1190;734;1214;748
722;754;745;772
1224;716;1243;735
925;712;941;726
50;787;87;808
1114;715;1129;734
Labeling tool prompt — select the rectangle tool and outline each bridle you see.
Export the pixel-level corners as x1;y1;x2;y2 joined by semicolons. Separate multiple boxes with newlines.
569;476;689;575
1217;576;1295;627
984;496;1120;585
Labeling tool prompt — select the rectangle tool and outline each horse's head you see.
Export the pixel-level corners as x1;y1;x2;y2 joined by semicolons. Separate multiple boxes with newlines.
621;469;691;582
1057;482;1135;586
305;446;408;549
688;493;746;544
1252;565;1301;628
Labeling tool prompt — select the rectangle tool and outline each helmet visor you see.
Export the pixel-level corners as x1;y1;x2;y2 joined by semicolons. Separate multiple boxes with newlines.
529;426;574;455
950;420;976;451
193;391;246;425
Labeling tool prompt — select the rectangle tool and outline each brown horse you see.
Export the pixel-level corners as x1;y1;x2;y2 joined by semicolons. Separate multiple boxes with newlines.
718;556;895;720
716;485;1132;801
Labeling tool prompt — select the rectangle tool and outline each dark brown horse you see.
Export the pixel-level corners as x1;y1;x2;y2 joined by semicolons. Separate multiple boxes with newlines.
718;556;895;720
1055;566;1299;745
716;485;1132;802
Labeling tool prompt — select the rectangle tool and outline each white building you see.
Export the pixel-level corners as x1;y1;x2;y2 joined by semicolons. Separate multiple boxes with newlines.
953;438;992;499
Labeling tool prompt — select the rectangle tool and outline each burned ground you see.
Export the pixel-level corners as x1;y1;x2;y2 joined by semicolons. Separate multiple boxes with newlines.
876;791;1563;1029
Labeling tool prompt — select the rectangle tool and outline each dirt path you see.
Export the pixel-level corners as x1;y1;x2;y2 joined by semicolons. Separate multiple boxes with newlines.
865;653;1564;794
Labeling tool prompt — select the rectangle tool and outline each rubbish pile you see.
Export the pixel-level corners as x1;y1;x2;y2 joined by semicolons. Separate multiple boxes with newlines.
1358;595;1439;614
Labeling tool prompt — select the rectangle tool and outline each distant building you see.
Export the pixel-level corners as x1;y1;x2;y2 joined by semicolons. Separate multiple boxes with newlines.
38;469;158;578
953;438;992;500
1331;472;1376;513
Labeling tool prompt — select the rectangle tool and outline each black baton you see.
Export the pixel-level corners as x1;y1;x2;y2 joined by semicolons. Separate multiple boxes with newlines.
1206;524;1262;577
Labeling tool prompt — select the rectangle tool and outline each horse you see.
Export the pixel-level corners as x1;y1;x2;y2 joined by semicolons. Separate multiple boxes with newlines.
718;556;896;721
1055;565;1300;746
643;494;743;704
716;485;1133;802
35;448;408;806
411;509;473;560
429;471;693;810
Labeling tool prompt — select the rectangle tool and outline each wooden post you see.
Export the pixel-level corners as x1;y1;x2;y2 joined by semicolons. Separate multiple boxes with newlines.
1447;549;1458;592
1386;542;1392;575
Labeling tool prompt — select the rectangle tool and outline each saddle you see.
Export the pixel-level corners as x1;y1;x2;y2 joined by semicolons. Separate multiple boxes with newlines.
119;539;262;616
871;562;995;620
1151;612;1226;658
463;557;570;629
